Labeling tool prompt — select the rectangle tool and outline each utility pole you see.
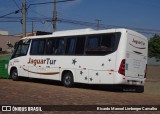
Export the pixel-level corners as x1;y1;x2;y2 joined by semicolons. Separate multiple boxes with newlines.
32;21;34;36
95;19;101;30
53;0;57;32
22;0;26;37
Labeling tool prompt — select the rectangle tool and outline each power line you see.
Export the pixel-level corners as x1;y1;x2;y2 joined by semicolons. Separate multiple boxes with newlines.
57;18;160;35
0;9;21;18
13;0;21;10
0;0;75;18
0;1;21;18
1;16;160;35
27;0;75;8
27;0;75;32
0;0;76;34
0;1;160;36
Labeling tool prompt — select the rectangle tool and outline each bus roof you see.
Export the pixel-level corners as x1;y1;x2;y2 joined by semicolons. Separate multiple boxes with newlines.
22;28;147;40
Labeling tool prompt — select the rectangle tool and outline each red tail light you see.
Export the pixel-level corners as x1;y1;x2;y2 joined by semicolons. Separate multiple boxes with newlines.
118;59;125;76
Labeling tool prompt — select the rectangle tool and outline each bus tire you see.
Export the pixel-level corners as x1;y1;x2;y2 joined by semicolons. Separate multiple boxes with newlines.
62;72;74;87
136;86;144;93
11;68;19;81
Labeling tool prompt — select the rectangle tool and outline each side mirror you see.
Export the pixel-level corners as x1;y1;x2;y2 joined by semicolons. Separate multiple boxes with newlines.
14;42;18;49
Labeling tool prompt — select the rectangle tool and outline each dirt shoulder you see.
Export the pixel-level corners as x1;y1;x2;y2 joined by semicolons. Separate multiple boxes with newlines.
0;66;160;106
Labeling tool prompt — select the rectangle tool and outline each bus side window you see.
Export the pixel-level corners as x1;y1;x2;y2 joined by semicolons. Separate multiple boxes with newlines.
55;39;65;55
30;39;45;55
46;39;55;55
87;36;100;49
86;36;101;55
101;34;115;52
75;36;85;55
65;36;86;55
85;33;119;55
65;38;77;55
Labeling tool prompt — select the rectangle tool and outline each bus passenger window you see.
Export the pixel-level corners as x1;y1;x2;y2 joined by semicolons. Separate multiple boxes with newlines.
65;38;76;55
75;36;85;55
85;33;120;55
46;39;55;55
86;36;101;55
30;39;45;55
87;36;100;49
55;39;65;55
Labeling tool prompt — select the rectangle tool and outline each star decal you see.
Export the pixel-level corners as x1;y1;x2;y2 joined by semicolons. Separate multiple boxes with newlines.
108;59;111;62
85;76;88;80
90;78;93;81
72;59;77;65
80;71;83;75
96;72;99;76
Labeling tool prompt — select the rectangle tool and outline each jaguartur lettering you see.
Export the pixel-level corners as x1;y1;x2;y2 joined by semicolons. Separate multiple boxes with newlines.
28;58;56;66
132;39;145;46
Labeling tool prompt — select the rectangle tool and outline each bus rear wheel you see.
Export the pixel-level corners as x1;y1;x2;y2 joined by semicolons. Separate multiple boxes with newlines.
11;68;19;81
62;72;74;87
135;86;144;93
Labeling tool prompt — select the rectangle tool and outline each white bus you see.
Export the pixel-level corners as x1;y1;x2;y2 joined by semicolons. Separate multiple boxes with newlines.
8;28;148;92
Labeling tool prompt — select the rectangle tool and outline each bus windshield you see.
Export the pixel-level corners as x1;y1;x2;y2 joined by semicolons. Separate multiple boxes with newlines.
11;39;30;59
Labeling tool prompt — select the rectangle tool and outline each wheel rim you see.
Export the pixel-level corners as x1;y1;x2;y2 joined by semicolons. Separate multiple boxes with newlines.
64;75;72;85
12;71;17;79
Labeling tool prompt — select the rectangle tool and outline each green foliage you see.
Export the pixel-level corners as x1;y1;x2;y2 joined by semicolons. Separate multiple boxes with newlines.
148;34;160;59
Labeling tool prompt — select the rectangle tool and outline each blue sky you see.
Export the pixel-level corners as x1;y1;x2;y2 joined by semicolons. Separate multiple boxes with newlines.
0;0;160;37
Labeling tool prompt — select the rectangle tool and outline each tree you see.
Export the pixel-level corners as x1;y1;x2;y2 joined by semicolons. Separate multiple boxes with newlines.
148;34;160;59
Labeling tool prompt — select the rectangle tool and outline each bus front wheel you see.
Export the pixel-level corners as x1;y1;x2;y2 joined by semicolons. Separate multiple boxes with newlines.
11;68;19;81
62;72;74;87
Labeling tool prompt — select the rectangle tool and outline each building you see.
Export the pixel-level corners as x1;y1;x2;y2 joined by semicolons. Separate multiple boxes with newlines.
0;31;51;52
0;35;21;52
0;31;9;35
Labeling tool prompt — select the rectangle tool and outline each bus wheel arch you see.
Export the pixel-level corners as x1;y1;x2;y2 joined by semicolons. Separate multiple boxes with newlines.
61;70;74;87
10;67;19;81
